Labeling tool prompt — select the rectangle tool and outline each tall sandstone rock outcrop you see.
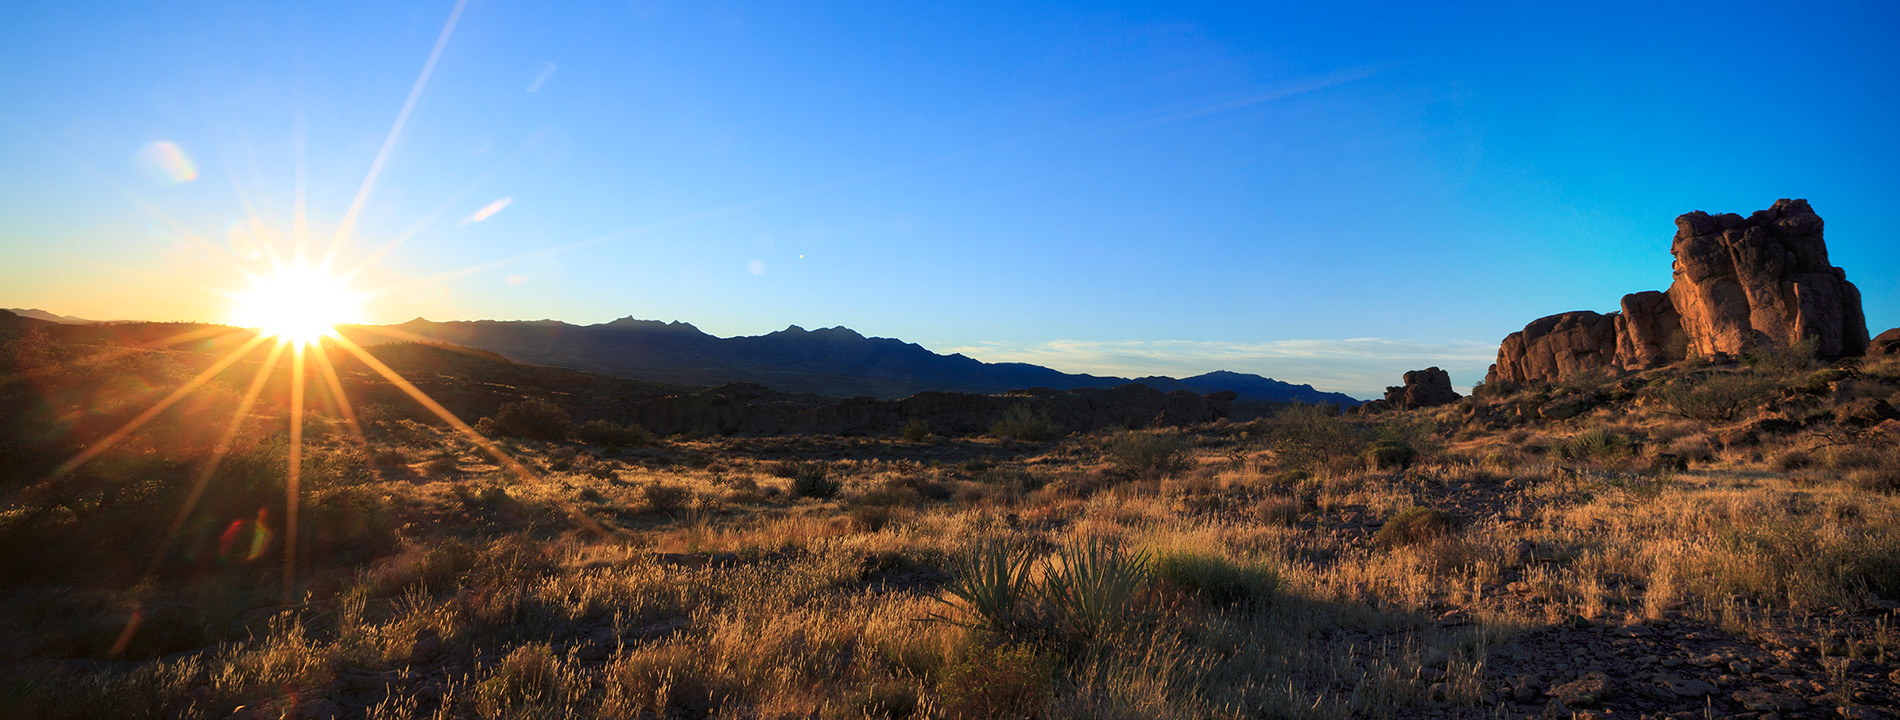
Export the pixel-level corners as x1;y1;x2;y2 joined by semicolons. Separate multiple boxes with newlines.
1487;199;1868;385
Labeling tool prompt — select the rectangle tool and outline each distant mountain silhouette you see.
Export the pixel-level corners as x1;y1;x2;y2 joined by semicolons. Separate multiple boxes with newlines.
5;308;98;324
339;317;1364;406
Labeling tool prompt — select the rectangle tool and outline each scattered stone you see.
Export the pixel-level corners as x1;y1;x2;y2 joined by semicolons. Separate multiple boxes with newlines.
1834;398;1900;428
407;629;442;666
1548;671;1611;706
1660;676;1717;697
1732;688;1804;712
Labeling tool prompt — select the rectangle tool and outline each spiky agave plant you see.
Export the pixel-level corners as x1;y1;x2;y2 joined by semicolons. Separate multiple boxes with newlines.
1039;538;1151;644
927;538;1041;636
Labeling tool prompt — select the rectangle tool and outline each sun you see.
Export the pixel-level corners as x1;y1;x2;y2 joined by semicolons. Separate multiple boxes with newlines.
228;264;364;345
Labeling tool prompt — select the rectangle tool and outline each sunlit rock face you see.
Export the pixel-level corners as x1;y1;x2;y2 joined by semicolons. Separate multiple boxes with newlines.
1667;198;1867;360
1485;199;1868;385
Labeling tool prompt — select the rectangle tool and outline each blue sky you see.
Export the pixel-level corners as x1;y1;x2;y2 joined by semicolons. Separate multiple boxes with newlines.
2;1;1896;397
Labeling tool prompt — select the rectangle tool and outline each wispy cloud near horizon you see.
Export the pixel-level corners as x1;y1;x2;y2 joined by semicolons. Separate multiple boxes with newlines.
942;337;1497;399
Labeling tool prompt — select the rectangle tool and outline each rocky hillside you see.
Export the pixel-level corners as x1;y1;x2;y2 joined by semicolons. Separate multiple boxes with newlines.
1487;199;1870;385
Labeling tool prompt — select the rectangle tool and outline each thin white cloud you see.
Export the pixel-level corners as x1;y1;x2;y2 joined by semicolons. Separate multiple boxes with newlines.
941;337;1497;399
459;197;513;225
526;62;556;93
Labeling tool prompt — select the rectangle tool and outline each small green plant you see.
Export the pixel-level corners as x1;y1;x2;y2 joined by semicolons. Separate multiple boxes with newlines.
901;418;931;442
1105;430;1190;480
1152;550;1278;609
1039;539;1151;643
1556;427;1628;461
1373;507;1463;548
990;404;1060;442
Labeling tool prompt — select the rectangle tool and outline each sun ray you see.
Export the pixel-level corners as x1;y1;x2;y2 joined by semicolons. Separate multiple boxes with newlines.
327;335;612;537
318;0;469;272
308;339;382;483
0;325;246;392
283;340;306;600
142;340;287;579
336;145;528;284
32;333;272;491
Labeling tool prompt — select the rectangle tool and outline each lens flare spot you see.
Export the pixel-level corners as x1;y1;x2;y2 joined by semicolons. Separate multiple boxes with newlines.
505;274;528;285
748;260;765;276
229;265;364;345
135;141;198;185
227;218;267;259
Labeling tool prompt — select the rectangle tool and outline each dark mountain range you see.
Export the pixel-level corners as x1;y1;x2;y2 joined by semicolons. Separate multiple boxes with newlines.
5;308;98;324
338;317;1364;406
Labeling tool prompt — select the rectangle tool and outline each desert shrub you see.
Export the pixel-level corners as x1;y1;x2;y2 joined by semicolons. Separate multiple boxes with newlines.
789;462;840;499
600;645;726;717
424;452;459;476
641;481;692;515
1254;495;1301;525
901;418;931;442
1844;466;1900;494
1152;550;1278;609
1363;440;1417;471
479;398;573;441
1374;507;1463;548
929;539;1040;636
1655;372;1778;422
935;641;1054;720
573;419;654;447
1683;517;1900;608
850;503;908;532
1263;403;1368;470
1824;446;1882;471
1105;431;1190;481
476;643;577;716
1772;449;1813;471
991;404;1060;442
1801;368;1851;394
1556;428;1629;462
1039;539;1151;643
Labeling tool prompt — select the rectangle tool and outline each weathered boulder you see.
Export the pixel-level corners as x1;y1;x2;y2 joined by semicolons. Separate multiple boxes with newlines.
1870;328;1900;357
1668;198;1867;359
1381;367;1461;410
1488;200;1868;385
1488;312;1619;385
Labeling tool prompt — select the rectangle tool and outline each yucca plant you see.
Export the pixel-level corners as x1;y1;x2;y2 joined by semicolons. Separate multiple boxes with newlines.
1039;539;1151;643
927;538;1041;636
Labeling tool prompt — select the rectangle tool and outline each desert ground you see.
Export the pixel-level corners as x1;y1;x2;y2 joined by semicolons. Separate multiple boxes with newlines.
3;326;1899;720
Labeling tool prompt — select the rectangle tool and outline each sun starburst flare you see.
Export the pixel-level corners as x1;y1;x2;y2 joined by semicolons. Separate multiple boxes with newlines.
226;264;364;346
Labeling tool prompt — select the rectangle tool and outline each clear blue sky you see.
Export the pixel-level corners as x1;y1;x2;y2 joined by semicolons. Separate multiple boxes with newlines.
2;1;1896;397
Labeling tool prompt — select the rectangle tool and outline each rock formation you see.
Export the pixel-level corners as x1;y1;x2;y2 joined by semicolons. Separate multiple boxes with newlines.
1487;199;1868;385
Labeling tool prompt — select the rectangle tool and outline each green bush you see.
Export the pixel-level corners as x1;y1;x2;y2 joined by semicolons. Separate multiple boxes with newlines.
1106;431;1190;480
1374;507;1463;548
1741;337;1817;375
641;481;692;515
1153;550;1278;609
789;462;840;499
901;418;931;442
574;419;654;447
990;404;1060;442
479;398;574;441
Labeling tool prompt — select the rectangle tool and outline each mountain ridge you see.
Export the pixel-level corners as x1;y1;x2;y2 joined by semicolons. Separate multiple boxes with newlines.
339;316;1364;406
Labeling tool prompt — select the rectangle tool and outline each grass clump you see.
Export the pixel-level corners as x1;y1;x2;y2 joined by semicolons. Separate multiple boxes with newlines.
641;481;692;515
1153;550;1278;609
1373;507;1463;548
991;404;1060;442
573;419;655;447
936;640;1054;720
1363;440;1416;471
788;462;841;499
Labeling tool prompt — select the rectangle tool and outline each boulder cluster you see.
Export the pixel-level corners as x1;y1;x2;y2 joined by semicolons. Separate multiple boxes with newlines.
1487;199;1874;385
1358;366;1461;413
